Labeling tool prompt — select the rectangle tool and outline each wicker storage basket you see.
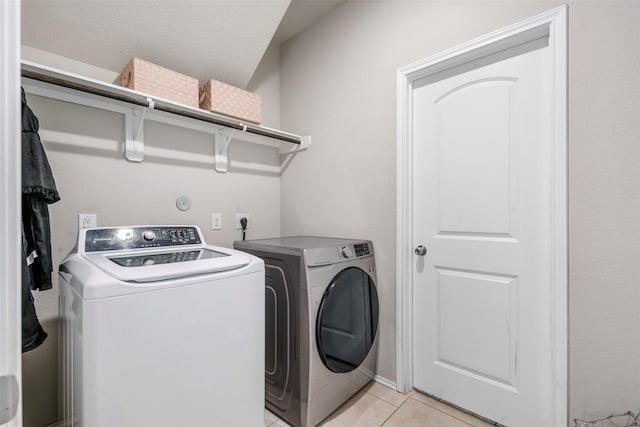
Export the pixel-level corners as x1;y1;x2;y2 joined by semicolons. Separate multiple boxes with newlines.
199;79;262;124
120;57;199;108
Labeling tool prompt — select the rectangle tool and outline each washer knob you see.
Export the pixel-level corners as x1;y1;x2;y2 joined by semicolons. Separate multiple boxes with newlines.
143;230;156;241
341;246;353;258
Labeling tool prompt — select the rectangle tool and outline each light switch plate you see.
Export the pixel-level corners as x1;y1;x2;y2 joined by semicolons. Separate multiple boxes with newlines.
211;213;222;230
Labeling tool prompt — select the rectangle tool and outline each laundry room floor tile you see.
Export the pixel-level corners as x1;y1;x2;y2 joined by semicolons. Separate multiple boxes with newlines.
408;392;495;427
382;397;473;427
363;381;410;407
265;381;496;427
319;390;396;427
264;409;279;426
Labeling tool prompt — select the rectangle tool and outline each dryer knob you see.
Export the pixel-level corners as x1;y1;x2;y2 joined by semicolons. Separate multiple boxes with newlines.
341;246;353;258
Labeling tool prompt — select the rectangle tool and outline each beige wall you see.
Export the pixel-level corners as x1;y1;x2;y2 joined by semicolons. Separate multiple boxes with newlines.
21;47;283;427
568;1;640;421
279;0;640;423
19;1;640;425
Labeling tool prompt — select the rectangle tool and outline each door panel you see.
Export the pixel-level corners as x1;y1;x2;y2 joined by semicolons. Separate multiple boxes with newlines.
436;268;516;386
437;79;515;236
412;41;552;426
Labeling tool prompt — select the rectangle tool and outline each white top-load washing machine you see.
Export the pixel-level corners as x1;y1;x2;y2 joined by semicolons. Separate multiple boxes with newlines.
59;225;264;427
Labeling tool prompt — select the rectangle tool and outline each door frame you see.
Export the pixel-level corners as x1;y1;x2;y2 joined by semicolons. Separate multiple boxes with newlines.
1;0;23;426
395;5;567;426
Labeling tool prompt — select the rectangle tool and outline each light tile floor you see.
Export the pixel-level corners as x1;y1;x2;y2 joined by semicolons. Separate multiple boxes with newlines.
264;381;498;427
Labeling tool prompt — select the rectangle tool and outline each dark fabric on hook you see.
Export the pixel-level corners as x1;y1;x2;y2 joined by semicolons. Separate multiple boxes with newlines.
21;227;48;353
21;87;59;352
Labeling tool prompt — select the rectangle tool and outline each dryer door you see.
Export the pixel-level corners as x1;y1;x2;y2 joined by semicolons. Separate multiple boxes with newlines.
316;267;379;373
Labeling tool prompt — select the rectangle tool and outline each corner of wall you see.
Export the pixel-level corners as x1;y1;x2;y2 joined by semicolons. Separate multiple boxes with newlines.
247;43;281;129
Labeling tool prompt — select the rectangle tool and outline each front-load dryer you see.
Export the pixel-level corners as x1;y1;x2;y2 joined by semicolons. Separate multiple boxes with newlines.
59;225;264;427
234;236;379;427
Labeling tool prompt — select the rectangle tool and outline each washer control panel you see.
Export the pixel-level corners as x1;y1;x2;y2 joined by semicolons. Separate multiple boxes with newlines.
84;226;202;252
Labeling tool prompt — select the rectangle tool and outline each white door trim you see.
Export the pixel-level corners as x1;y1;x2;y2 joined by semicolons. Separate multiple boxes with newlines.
0;0;23;426
396;5;567;426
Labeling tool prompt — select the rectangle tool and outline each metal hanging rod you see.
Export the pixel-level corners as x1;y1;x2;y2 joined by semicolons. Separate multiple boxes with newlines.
21;60;310;172
20;60;304;145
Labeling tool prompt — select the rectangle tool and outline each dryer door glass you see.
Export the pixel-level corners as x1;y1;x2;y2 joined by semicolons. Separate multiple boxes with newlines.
316;267;379;373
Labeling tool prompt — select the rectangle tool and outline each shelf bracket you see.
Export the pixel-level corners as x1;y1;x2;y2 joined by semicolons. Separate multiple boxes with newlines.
22;68;311;171
125;98;154;162
280;135;312;154
214;128;235;173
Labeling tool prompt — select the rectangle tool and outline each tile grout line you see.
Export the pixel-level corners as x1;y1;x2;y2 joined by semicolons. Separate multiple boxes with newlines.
411;391;500;426
267;388;488;427
377;392;411;427
363;390;416;427
374;392;411;408
408;393;484;426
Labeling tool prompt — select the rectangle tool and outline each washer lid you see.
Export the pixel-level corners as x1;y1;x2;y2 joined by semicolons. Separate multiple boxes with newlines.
84;246;252;282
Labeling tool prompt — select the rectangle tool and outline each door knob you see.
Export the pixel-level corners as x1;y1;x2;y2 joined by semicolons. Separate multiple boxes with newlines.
414;245;427;256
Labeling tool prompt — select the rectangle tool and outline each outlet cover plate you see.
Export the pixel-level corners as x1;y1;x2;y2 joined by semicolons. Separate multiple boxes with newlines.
235;213;250;229
78;213;97;231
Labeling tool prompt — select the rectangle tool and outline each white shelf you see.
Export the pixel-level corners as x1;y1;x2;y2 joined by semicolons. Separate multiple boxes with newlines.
21;60;310;172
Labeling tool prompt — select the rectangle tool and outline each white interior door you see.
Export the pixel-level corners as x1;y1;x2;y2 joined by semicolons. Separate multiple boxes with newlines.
411;36;556;426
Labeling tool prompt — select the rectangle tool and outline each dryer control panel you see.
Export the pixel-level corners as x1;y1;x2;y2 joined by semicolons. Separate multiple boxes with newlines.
304;241;374;267
353;243;371;257
83;226;202;252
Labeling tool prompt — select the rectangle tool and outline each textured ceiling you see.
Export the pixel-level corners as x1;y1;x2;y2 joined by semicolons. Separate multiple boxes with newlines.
21;0;346;89
21;0;292;89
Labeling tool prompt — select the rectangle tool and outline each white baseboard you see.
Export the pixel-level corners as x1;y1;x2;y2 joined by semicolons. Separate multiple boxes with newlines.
374;374;398;391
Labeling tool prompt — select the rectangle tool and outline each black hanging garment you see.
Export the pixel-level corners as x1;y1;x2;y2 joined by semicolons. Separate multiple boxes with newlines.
21;88;60;353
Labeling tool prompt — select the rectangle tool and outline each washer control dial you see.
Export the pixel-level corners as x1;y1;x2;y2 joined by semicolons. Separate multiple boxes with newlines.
341;246;353;258
143;257;156;266
142;230;156;242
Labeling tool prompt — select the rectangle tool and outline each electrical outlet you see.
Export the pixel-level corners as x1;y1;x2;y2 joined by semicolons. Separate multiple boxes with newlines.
78;213;97;231
211;213;222;230
235;213;250;230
